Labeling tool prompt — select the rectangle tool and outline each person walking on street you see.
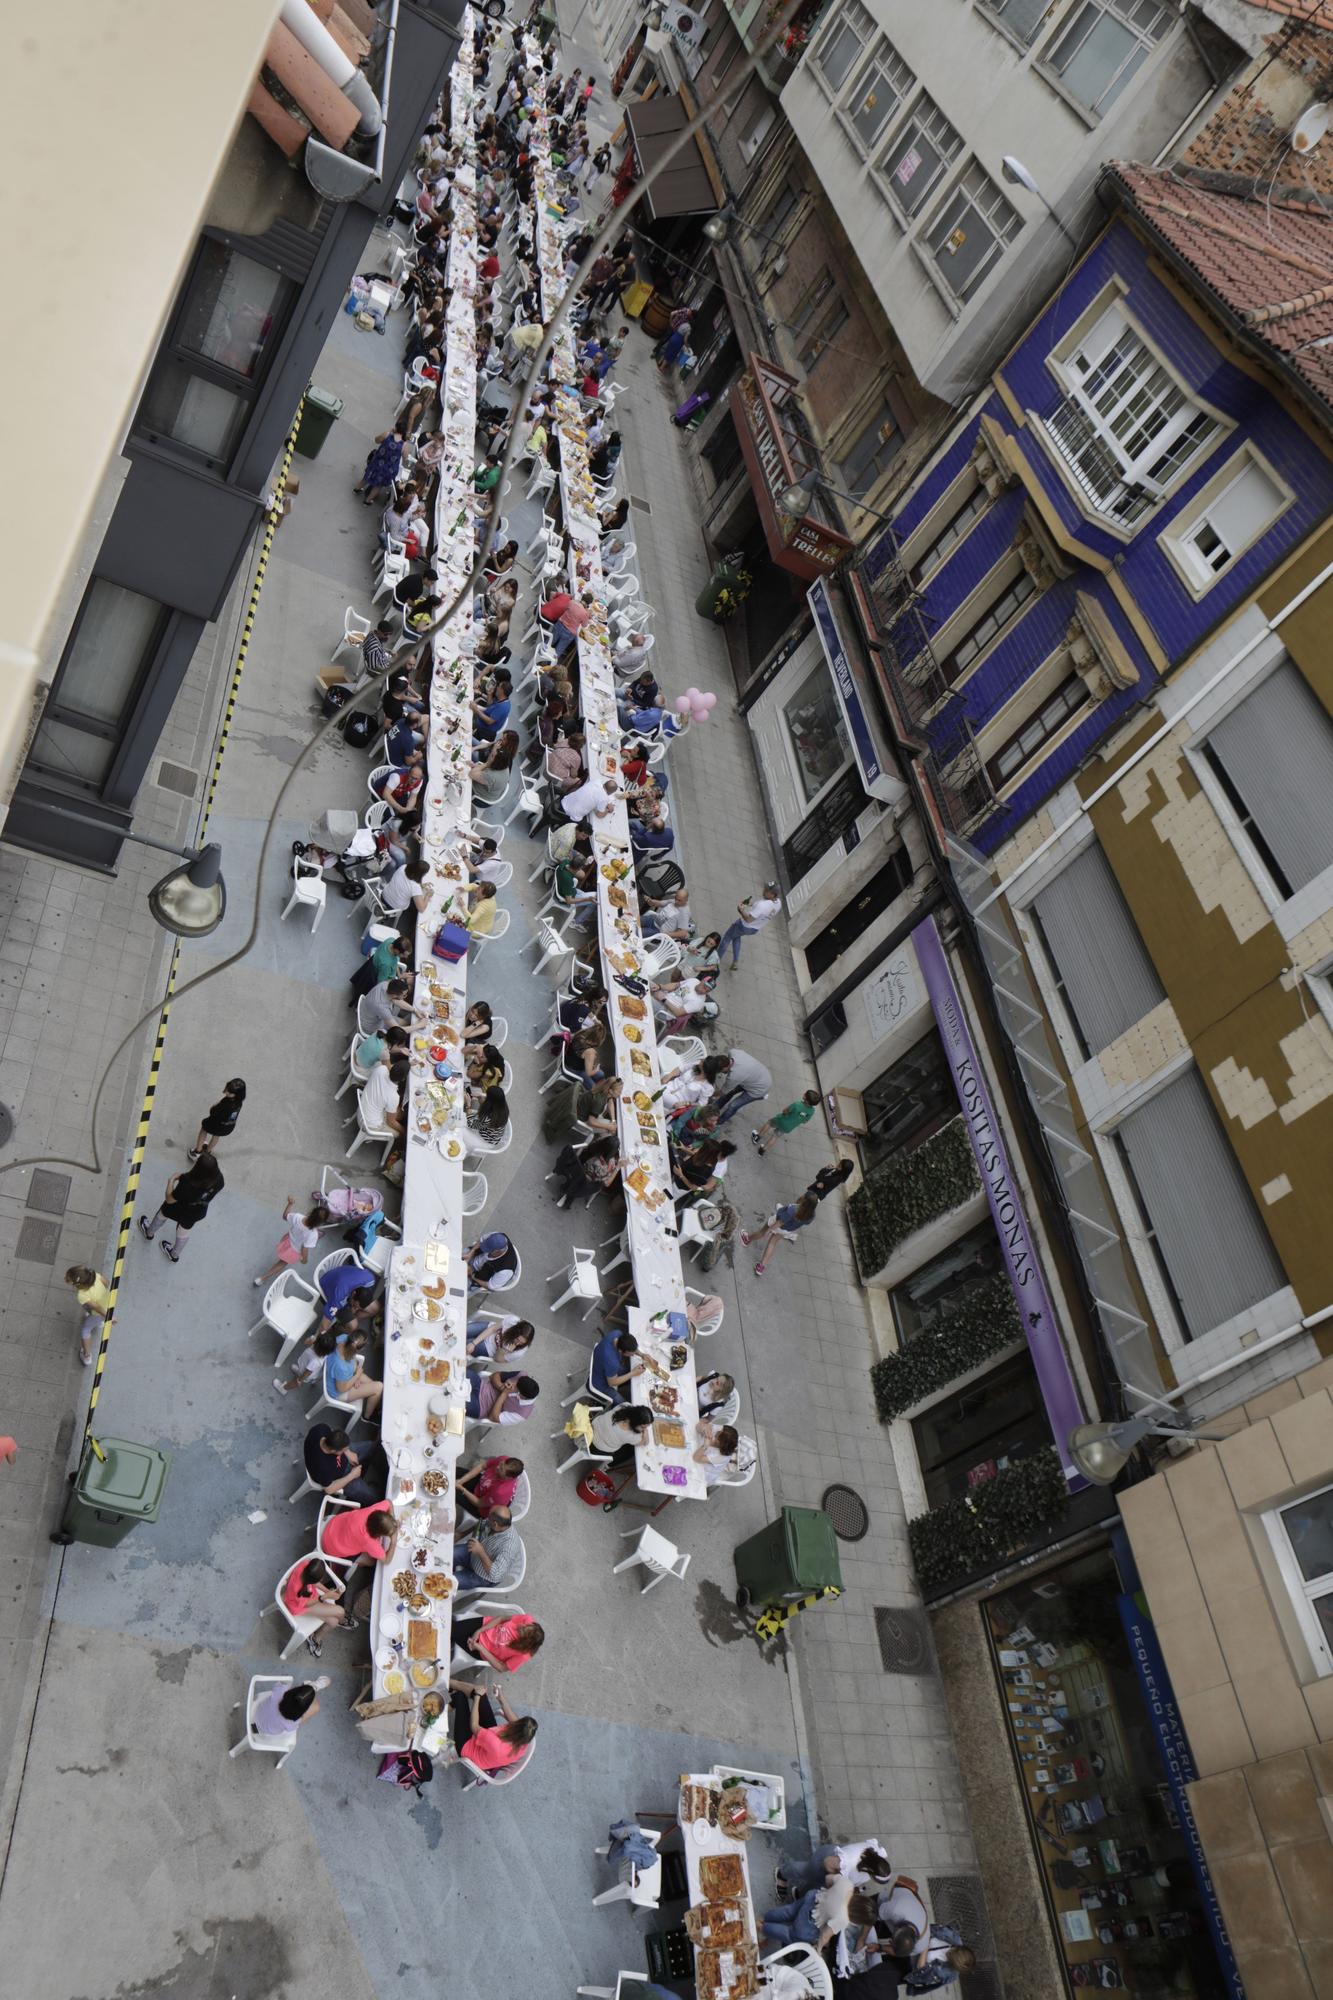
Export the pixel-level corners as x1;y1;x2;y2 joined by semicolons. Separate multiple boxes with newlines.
65;1265;112;1368
808;1159;855;1203
720;884;782;968
139;1153;224;1263
712;1049;772;1126
584;141;611;190
190;1078;246;1159
741;1193;819;1278
753;1088;821;1155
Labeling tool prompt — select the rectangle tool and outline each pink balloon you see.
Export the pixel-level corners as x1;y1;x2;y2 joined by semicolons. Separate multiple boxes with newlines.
674;694;693;715
684;686;702;702
690;702;709;722
698;691;718;711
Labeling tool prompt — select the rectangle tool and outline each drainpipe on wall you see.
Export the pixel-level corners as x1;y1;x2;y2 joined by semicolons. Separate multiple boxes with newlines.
280;0;383;135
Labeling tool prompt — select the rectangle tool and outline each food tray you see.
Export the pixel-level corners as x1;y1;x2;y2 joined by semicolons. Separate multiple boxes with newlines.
653;1417;686;1449
680;1779;717;1825
699;1855;746;1900
407;1620;438;1662
617;994;646;1020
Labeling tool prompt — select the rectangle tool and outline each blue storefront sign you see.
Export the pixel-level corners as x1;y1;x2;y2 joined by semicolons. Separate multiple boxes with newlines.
1116;1591;1246;1999
807;577;904;806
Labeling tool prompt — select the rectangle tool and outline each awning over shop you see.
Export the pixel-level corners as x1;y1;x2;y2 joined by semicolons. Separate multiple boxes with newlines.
624;94;719;221
729;354;854;581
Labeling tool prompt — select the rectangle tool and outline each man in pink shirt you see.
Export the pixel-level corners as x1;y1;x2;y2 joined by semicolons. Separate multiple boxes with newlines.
540;589;593;657
321;1503;399;1569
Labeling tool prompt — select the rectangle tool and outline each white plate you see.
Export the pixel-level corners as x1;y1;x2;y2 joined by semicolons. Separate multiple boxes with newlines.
690;1820;711;1846
380;1612;403;1639
376;1648;396;1670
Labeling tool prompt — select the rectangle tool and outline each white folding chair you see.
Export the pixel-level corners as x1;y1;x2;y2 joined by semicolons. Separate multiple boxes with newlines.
248;1272;321;1369
547;1247;601;1314
460;1738;536;1789
281;856;326;933
455;1533;526;1601
685;1287;724;1337
346;1090;396;1166
229;1675;300;1768
612;1525;689;1593
591;1828;662;1909
333;608;372;664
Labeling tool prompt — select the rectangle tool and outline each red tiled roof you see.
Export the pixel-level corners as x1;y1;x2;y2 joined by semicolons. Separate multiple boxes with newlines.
1107;162;1333;417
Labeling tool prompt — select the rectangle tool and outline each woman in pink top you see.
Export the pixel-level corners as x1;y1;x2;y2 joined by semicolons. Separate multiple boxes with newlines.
454;1455;523;1521
321;1504;398;1568
281;1558;349;1659
447;1679;537;1769
452;1613;545;1673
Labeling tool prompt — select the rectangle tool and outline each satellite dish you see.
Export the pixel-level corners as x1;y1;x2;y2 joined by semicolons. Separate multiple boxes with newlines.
1292;101;1330;154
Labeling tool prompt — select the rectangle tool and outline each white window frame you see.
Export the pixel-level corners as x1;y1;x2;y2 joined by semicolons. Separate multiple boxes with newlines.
839;38;917;157
979;0;1060;51
1262;1484;1333;1677
1159;445;1294;599
740;103;776;164
1036;294;1227;529
920;160;1023;309
986;670;1092;794
810;0;875;95
875;92;963;222
1184;653;1333;939
1040;0;1174;120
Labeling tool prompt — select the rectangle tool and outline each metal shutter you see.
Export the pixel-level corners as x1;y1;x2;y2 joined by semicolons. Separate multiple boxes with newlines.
1032;842;1164;1054
1116;1070;1284;1340
1207;660;1333;895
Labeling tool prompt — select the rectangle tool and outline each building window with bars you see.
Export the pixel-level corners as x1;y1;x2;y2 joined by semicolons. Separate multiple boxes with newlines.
940;563;1038;685
909;482;990;582
985;673;1089;789
1041;303;1220;525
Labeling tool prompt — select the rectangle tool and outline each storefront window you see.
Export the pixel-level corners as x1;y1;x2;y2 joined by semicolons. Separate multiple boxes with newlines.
860;1028;955;1172
890;1217;1000;1340
984;1548;1234;1997
782;659;850;803
912;1348;1046;1506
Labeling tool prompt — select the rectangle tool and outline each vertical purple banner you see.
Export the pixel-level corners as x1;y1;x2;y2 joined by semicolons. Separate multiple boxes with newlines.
914;916;1085;1485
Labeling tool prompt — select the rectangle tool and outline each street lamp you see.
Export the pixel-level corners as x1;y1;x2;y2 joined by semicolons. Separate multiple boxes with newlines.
24;804;228;939
1069;1413;1230;1486
1001;155;1079;252
777;469;897;530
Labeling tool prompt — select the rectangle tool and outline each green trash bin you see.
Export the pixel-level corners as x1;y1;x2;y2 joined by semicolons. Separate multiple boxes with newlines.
733;1504;843;1610
54;1437;171;1548
293;385;342;460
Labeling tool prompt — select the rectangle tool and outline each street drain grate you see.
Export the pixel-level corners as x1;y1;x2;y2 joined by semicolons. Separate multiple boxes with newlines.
157;760;198;798
26;1170;71;1216
821;1484;869;1541
873;1605;930;1674
16;1217;61;1265
927;1876;994;1960
629;494;652;515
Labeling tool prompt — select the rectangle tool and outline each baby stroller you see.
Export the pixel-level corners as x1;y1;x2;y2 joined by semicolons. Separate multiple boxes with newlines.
314;1166;384;1233
294;813;385;900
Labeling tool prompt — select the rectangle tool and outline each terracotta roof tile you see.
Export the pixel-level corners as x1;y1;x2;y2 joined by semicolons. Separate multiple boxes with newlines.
1108;162;1333;416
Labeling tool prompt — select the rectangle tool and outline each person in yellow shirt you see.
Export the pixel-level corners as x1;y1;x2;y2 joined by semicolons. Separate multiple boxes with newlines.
65;1265;112;1368
466;880;498;937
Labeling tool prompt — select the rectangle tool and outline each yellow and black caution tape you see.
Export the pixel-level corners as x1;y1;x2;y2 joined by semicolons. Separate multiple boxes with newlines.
753;1583;842;1642
80;399;305;1449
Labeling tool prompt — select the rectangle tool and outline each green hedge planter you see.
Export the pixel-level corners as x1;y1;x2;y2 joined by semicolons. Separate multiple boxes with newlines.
847;1117;980;1278
870;1272;1022;1421
907;1449;1070;1594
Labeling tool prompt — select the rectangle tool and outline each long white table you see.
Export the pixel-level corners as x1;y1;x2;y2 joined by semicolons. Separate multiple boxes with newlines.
522;55;705;1502
363;16;484;1740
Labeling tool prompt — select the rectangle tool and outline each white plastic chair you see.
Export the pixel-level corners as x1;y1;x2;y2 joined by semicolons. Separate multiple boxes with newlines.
333;607;372;664
269;1555;352;1659
490;1016;509;1049
359;1215;401;1276
640;935;681;980
575;1976;652;2000
598;1225;630;1283
465;1121;513;1161
304;1370;363;1431
247;1272;320;1369
762;1943;834;1999
229;1675;300;1769
460;1737;536;1790
462;1169;489;1216
282;856;327;933
714;1444;759;1493
548;1247;601;1314
315;1492;358;1554
662;1034;706;1069
612;1525;689;1593
508;1471;531;1522
529;916;575;973
592;1827;662;1909
678;1205;716;1260
468;906;511;948
503;775;546;833
346;1089;396;1166
334;1029;375;1102
685;1287;724;1337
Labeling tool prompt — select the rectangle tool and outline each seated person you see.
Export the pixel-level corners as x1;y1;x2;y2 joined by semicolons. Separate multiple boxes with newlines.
697;1371;736;1420
466;1043;505;1093
590;1329;640;1401
465;1315;535;1365
466;1231;518;1290
302;1422;388;1504
472;673;513;743
452;1504;522;1590
451;1610;545;1672
465;879;500;936
469;836;506;885
374;751;425;814
468;1082;509;1145
472;729;519;782
641;884;693;941
380;856;429;914
454;1454;525;1520
463;1000;493;1045
446;1679;537;1770
281;1557;348;1658
322;1327;383;1422
552;1132;624;1208
587;1402;652;1467
466;1370;539;1426
693;1420;741;1488
674;1138;735;1203
313;1263;377;1337
321;1499;398;1569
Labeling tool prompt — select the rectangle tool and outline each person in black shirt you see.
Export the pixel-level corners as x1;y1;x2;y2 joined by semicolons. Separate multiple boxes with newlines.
138;1153;224;1264
303;1423;387;1504
189;1078;246;1160
807;1160;855;1204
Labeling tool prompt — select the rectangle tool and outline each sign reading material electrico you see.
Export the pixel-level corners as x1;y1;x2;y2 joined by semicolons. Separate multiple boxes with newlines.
808;576;904;805
914;914;1085;1483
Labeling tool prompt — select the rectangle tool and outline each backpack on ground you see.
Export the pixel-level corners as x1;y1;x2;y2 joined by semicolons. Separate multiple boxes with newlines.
377;1749;433;1796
